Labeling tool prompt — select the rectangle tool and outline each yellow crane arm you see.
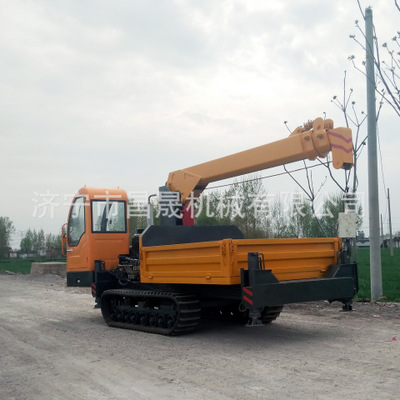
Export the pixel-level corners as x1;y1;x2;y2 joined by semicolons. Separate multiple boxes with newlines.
167;118;353;202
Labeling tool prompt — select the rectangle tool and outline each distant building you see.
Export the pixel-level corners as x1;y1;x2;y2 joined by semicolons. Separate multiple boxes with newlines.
10;250;18;258
356;231;370;248
38;247;47;257
383;236;400;248
356;230;399;248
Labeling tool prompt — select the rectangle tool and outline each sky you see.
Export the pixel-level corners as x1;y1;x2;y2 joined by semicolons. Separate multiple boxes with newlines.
1;0;399;249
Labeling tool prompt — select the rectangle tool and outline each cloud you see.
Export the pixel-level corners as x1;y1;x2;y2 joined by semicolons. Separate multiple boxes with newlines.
0;0;399;243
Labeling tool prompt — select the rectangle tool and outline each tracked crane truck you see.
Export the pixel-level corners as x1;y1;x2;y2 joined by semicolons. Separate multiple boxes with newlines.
63;118;358;335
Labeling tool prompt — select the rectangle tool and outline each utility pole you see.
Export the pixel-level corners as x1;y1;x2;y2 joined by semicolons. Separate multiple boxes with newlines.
365;7;383;299
387;188;394;256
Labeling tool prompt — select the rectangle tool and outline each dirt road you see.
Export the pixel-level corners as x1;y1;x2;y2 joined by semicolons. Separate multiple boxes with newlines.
0;274;399;400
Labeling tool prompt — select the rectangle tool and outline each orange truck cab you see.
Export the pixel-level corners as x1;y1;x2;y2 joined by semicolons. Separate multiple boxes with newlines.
63;187;129;286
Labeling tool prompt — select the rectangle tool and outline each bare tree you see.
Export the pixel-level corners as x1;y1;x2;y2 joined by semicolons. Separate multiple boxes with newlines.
283;160;329;236
331;71;369;194
349;0;400;118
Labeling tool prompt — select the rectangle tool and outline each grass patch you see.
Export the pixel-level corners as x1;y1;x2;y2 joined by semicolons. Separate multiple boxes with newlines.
0;258;66;275
0;259;33;274
356;247;400;302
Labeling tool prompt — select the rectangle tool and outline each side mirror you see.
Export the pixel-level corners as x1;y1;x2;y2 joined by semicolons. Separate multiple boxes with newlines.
61;223;67;256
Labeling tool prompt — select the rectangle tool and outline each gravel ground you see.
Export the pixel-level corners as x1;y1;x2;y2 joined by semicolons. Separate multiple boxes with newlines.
0;273;399;400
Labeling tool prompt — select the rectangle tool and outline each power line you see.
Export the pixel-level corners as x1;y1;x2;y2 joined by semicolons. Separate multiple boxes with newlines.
376;125;387;193
205;161;331;191
376;124;390;227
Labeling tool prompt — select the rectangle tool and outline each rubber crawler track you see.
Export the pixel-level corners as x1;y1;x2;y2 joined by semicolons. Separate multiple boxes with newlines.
100;289;201;336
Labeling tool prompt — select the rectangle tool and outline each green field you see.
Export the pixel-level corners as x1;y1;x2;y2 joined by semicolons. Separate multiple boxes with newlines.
355;247;400;302
1;248;399;301
0;259;66;275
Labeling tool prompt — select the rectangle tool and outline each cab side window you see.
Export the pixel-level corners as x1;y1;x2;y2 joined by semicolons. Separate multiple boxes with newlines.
68;197;85;246
91;200;126;233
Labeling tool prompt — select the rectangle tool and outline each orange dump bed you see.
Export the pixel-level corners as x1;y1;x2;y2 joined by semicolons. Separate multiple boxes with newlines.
140;237;341;285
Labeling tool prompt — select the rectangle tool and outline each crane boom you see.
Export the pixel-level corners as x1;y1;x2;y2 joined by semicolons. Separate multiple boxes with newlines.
167;118;353;202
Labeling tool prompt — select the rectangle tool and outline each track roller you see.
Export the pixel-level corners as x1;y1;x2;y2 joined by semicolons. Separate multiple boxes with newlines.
100;289;201;336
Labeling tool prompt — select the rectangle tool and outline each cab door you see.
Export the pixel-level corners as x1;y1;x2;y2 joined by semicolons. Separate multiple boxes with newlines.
90;198;129;269
66;196;91;285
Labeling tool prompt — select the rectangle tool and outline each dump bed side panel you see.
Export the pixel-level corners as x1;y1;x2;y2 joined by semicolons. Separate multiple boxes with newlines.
140;239;234;284
233;238;341;281
140;237;341;285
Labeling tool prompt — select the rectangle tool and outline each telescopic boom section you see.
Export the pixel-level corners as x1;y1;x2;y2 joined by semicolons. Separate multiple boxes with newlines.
167;118;353;202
